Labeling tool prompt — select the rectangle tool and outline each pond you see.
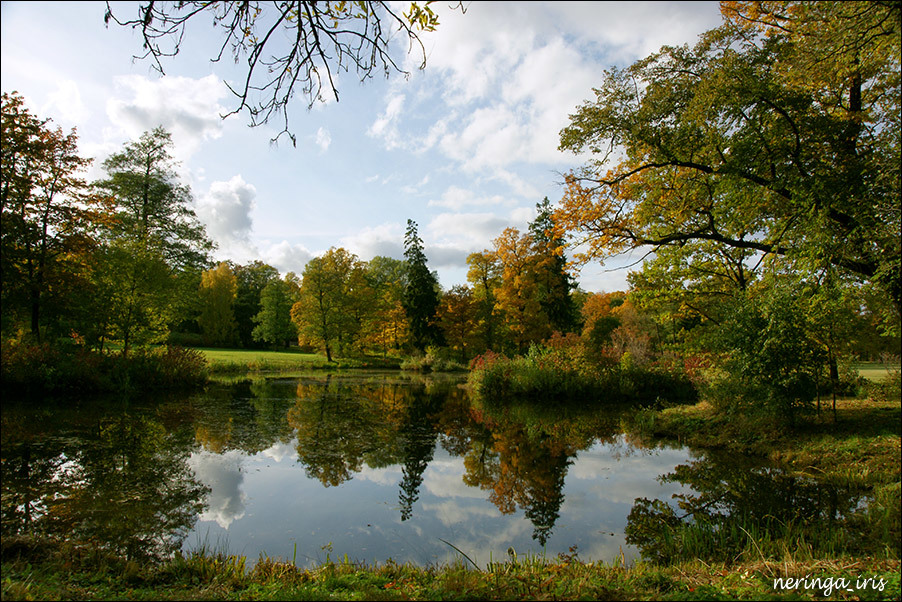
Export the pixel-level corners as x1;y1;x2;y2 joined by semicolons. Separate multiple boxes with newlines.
1;372;868;568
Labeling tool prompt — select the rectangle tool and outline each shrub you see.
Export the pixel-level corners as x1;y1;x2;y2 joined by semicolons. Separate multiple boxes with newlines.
0;340;207;394
467;343;697;406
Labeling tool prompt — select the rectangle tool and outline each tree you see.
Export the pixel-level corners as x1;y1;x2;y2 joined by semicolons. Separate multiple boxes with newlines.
528;197;578;334
104;1;455;143
233;260;280;347
1;92;103;341
253;276;298;348
437;285;478;363
96;127;213;271
402;219;442;352
466;250;503;352
491;227;549;352
93;127;214;352
198;262;238;346
362;256;408;356
555;1;901;318
291;247;369;361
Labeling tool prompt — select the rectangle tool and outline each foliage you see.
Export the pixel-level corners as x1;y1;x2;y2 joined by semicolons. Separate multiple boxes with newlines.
1;92;105;342
399;347;466;373
291;247;371;361
529;197;579;334
252;276;298;348
198;262;238;346
705;286;820;425
92;127;214;353
468;335;697;406
4;532;898;600
233;260;280;348
402;220;443;352
466;249;504;352
104;1;452;143
0;339;207;393
436;284;479;363
555;1;901;320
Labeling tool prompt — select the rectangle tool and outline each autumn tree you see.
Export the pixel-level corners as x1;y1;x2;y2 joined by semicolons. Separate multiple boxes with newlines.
555;1;900;321
291;247;370;361
1;92;103;341
363;256;408;356
402;220;443;352
198;262;238;346
437;284;479;363
491;227;550;352
104;1;454;143
466;250;503;353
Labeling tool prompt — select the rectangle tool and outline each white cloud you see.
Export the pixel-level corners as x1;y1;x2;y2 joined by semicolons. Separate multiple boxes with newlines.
188;450;248;529
106;74;231;159
426;212;511;249
367;93;406;148
427;186;509;210
262;241;314;275
197;175;257;246
315;127;332;152
42;80;89;127
340;223;405;260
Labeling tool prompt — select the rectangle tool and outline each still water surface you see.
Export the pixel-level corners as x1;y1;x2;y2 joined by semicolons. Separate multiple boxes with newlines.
2;372;861;568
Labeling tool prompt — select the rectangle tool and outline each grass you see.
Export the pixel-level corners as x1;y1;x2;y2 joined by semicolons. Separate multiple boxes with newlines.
3;535;899;601
196;347;402;374
855;361;901;383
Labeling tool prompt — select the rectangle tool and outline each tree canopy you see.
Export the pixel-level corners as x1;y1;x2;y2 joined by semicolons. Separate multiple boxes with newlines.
554;1;901;320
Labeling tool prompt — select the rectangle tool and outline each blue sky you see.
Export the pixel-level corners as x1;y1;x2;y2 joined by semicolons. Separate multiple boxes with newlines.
1;1;723;291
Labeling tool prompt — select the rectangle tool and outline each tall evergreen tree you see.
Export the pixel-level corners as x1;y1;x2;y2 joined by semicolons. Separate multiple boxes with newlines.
529;198;578;334
402;219;443;352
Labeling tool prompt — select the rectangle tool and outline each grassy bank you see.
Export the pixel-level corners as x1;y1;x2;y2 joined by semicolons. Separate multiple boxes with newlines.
3;535;899;601
198;347;402;374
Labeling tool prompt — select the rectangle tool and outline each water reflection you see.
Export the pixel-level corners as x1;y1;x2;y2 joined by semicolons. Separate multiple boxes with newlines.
1;398;208;561
625;450;868;563
1;374;870;568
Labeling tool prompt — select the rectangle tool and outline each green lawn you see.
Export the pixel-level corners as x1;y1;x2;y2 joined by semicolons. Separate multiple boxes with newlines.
856;361;901;382
195;347;401;373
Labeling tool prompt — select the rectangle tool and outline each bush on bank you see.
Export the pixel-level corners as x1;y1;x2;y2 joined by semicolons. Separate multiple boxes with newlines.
468;341;698;406
0;339;208;394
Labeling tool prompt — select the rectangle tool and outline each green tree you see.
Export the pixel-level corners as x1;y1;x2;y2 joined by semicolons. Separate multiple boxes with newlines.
707;283;819;425
198;262;238;346
555;2;901;319
529;197;578;334
233;260;280;348
253;277;298;348
104;1;451;143
402;219;443;352
93;127;214;352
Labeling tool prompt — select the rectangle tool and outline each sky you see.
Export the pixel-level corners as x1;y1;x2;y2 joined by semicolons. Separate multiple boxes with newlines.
1;1;724;291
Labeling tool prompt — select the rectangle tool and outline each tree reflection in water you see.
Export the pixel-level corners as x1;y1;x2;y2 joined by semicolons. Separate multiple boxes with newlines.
625;450;868;563
2;376;693;565
1;399;209;561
